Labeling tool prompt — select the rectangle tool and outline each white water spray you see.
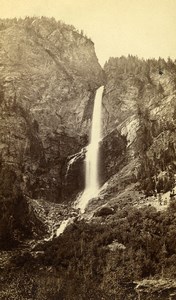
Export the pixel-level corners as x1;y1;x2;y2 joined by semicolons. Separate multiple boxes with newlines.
56;218;72;236
76;86;104;213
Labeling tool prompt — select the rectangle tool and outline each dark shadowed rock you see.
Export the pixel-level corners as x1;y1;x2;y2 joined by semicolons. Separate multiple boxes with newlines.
94;206;115;217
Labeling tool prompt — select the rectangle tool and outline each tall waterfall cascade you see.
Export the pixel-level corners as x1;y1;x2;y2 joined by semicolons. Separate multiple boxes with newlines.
56;86;104;237
76;86;104;213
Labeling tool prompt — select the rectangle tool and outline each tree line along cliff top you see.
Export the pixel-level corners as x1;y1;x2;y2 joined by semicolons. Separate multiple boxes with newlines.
0;16;93;43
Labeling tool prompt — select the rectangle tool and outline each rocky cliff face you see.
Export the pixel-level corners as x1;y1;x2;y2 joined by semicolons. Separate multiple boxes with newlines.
0;17;104;244
102;56;176;197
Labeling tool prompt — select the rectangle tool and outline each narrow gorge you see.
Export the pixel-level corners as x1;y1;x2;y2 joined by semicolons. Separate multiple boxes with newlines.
0;17;176;300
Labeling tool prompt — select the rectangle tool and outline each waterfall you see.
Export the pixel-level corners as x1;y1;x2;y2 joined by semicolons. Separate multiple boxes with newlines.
76;86;104;213
56;86;104;237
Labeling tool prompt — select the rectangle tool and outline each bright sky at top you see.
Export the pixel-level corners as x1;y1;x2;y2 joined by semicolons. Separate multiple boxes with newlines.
0;0;176;66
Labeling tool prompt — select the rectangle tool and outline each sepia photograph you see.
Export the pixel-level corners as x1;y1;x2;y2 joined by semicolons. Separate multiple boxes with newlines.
0;0;176;299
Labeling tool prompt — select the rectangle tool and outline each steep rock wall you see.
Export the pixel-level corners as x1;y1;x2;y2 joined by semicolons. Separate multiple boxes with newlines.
0;17;104;204
0;17;104;244
102;56;176;195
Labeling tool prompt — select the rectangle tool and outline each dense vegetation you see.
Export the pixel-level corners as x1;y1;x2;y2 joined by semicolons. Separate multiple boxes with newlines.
0;163;29;248
104;55;176;76
0;162;45;249
0;16;90;40
8;199;175;299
